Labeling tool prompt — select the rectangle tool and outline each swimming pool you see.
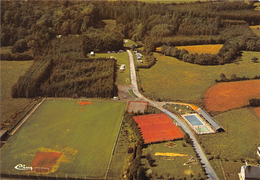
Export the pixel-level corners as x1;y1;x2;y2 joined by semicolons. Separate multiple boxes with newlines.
183;114;204;126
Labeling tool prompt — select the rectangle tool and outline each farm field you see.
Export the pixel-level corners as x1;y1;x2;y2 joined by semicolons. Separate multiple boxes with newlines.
89;51;131;85
255;107;260;118
200;108;260;160
1;99;126;179
1;60;34;128
138;51;260;102
250;25;260;36
141;140;208;179
176;44;223;54
200;108;260;179
204;80;260;112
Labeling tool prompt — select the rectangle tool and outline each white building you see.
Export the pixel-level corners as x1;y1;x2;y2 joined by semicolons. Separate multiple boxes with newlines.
239;165;260;180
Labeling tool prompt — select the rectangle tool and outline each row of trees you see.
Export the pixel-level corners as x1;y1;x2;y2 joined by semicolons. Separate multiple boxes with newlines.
160;25;260;65
215;73;260;83
12;57;117;98
2;1;260;48
11;35;118;99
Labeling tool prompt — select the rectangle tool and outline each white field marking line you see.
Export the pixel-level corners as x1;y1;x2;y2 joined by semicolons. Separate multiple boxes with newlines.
9;98;46;136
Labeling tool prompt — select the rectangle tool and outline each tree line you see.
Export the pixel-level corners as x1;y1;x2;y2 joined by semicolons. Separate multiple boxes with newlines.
11;36;118;99
160;25;260;65
215;73;260;83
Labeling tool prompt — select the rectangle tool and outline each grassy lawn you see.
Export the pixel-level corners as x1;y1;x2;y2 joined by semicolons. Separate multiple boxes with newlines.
89;51;131;85
200;108;260;160
1;60;34;127
138;51;260;102
1;100;126;179
141;140;208;179
124;39;137;48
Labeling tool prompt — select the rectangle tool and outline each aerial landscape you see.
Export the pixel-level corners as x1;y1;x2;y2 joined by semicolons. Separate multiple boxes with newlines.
1;0;260;180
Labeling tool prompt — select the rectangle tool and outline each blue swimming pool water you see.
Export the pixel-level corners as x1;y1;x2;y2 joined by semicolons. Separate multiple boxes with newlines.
184;114;204;126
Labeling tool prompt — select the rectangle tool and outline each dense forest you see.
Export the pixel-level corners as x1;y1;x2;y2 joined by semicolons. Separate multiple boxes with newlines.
1;0;260;97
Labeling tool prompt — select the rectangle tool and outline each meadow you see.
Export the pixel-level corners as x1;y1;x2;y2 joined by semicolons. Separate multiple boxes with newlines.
200;108;260;179
176;44;223;54
138;51;260;102
250;25;260;36
0;60;34;128
141;140;208;179
1;100;126;179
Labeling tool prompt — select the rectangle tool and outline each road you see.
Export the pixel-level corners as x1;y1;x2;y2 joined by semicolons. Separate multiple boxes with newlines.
126;50;219;180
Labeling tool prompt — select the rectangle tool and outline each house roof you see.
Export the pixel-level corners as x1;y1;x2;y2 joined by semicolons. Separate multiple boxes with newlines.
243;165;260;179
197;108;224;132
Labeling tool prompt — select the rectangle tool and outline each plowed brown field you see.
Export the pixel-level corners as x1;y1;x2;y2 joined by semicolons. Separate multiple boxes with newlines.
204;80;260;112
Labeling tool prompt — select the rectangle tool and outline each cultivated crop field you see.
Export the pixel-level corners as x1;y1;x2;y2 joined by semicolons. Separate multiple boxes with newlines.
204;80;260;112
138;51;260;102
1;99;126;179
1;60;34;128
176;44;223;54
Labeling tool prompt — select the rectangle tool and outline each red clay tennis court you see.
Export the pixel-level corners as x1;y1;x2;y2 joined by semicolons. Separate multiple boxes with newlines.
133;113;184;144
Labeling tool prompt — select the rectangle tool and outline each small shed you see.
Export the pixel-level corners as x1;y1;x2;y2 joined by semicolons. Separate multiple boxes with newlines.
257;147;260;157
90;51;95;56
197;108;224;132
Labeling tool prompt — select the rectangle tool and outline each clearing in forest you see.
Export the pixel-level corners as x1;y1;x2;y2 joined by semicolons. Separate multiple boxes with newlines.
176;44;223;54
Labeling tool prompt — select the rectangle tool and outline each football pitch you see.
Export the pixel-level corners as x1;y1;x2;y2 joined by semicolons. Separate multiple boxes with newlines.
1;99;126;179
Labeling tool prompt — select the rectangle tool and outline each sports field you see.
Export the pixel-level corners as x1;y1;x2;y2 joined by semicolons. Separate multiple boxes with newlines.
138;51;260;102
133;113;184;143
1;99;126;179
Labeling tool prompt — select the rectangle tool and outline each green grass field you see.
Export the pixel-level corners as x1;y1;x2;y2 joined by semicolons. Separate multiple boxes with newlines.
124;39;137;48
141;140;208;179
200;108;260;179
1;60;34;127
1;99;126;179
200;108;260;160
89;51;131;85
138;51;260;102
